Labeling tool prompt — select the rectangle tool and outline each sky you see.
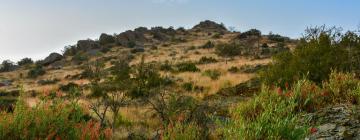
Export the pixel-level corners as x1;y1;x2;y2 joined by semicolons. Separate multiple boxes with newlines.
0;0;359;62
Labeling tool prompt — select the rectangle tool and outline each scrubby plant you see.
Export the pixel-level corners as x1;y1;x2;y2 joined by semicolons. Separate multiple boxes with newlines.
182;82;194;91
203;69;221;80
175;62;200;72
198;56;218;64
200;41;215;49
0;60;16;73
215;43;242;63
160;60;174;72
228;66;239;73
27;64;46;78
17;58;33;66
163;122;202;140
0;95;112;140
260;26;350;87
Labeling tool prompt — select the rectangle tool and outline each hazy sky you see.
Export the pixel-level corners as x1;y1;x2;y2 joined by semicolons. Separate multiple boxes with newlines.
0;0;359;62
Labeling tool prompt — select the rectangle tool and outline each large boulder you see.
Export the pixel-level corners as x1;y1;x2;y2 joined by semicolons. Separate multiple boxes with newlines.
42;53;63;66
99;33;115;45
150;27;177;41
116;30;147;47
76;39;101;52
192;20;227;32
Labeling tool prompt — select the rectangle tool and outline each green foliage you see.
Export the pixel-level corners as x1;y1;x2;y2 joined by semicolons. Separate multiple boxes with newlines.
200;41;215;49
228;66;239;73
198;56;218;64
72;52;89;64
163;122;202;140
160;61;174;71
27;64;46;78
0;97;111;140
0;60;16;73
175;62;200;72
59;82;79;92
17;58;34;66
215;43;242;61
203;69;221;80
182;82;194;91
260;27;350;86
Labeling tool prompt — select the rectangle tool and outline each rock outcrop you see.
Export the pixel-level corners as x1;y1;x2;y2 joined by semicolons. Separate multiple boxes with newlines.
99;33;115;45
116;30;147;47
42;53;63;66
77;39;101;51
306;104;360;140
192;20;227;32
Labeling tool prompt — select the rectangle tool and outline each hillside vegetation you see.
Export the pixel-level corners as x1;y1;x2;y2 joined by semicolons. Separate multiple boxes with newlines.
1;21;360;139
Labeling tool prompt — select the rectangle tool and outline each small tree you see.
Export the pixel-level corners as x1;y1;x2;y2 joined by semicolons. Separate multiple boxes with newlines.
0;60;16;72
17;58;33;66
215;43;242;64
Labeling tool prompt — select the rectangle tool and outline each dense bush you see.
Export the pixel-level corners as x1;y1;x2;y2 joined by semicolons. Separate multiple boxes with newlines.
28;65;46;78
175;62;200;72
0;97;112;139
220;71;360;139
200;41;215;49
198;56;218;64
228;66;239;73
17;58;34;66
202;69;221;80
215;43;242;63
260;27;350;86
0;60;17;72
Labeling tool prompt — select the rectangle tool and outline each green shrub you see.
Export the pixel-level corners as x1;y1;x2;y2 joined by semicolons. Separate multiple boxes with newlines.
28;65;46;78
175;62;200;72
72;52;89;64
202;69;221;80
200;41;215;49
17;58;34;66
228;66;239;73
59;82;80;92
198;56;218;64
160;61;174;72
163;122;201;140
260;29;349;87
0;97;112;140
182;82;194;91
215;43;242;63
0;60;17;72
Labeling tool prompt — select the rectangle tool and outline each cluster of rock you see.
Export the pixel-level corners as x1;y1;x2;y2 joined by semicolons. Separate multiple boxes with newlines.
192;20;228;33
306;104;360;140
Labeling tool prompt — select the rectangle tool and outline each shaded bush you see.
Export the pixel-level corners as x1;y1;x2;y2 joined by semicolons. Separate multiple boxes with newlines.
0;60;17;73
17;58;33;66
228;66;239;73
260;27;349;87
200;41;215;49
0;98;112;139
175;62;200;72
202;69;221;80
59;82;80;92
182;82;194;92
198;56;218;64
28;65;46;78
215;43;242;63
